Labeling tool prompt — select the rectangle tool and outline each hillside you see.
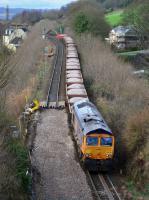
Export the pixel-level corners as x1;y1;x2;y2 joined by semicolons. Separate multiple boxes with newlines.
96;0;134;9
63;0;149;198
0;7;25;19
0;19;57;199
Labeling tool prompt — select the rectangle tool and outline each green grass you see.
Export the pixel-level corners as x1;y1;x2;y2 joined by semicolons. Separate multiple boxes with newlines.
105;10;123;27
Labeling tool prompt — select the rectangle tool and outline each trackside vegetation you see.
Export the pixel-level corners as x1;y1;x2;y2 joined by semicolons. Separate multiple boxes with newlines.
122;0;149;48
0;20;55;199
65;0;110;37
74;34;149;199
65;1;149;197
7;139;31;192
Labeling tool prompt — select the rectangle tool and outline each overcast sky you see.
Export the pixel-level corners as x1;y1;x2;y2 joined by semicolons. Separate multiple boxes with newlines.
0;0;78;9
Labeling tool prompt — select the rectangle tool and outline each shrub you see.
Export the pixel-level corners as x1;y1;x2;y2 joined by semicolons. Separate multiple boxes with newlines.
122;1;149;48
74;12;89;34
66;0;110;37
6;84;33;117
7;139;31;192
123;108;149;154
0;111;11;130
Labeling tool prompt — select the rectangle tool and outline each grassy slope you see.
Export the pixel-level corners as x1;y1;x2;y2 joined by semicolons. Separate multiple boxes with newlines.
105;10;123;27
74;34;149;199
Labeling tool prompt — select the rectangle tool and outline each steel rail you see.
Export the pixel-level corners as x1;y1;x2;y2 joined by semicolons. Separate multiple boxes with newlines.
88;172;122;200
46;37;64;108
98;174;115;200
46;37;59;107
106;175;122;200
87;171;101;200
56;41;64;107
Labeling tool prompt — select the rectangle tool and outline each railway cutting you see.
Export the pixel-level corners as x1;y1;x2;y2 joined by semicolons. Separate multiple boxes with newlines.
31;34;123;200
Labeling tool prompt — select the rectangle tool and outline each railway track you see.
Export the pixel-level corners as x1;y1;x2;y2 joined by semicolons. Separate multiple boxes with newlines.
46;37;65;108
45;35;122;200
87;171;122;200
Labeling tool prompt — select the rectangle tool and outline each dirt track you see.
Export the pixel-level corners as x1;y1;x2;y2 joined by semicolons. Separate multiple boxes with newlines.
32;109;93;200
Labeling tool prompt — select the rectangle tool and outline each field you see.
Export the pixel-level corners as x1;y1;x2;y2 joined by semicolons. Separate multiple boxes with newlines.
105;10;123;27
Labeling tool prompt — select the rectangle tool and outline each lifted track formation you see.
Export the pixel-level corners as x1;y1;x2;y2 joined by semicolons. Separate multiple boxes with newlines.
46;37;65;109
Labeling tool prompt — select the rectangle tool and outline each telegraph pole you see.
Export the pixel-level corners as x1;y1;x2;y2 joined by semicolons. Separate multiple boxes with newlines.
6;5;9;22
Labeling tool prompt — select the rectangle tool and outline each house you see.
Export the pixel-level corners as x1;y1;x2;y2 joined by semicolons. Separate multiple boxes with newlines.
3;26;15;46
2;24;28;51
109;26;140;50
9;28;27;42
10;37;23;49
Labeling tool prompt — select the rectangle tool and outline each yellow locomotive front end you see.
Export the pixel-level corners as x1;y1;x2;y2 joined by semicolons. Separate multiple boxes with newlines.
81;133;114;171
72;99;115;171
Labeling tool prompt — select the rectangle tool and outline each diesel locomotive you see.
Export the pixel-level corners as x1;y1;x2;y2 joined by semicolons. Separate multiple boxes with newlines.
72;99;114;171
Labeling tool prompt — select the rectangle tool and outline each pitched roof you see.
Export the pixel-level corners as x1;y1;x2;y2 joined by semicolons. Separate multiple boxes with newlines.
10;37;22;45
111;26;137;37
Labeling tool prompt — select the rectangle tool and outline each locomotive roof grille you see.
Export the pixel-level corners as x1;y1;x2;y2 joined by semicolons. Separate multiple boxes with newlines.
73;99;112;135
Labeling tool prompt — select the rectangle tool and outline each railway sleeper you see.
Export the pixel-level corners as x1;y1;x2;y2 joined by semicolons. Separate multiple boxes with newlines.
48;101;65;109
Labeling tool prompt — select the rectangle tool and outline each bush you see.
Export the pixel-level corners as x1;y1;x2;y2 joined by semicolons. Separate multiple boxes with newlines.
7;139;31;192
123;108;149;154
74;12;89;34
66;0;110;37
122;1;149;48
0;109;14;131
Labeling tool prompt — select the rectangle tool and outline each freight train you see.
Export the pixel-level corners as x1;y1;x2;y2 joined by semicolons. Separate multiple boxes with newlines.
63;35;115;171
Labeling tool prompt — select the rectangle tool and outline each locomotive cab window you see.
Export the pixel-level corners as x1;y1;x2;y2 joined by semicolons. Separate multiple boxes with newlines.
101;137;112;146
86;137;98;146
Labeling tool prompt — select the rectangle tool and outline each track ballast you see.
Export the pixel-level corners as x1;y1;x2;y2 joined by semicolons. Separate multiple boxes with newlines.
88;172;122;200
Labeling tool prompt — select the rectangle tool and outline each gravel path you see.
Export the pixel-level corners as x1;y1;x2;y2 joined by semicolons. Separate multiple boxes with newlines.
32;109;93;200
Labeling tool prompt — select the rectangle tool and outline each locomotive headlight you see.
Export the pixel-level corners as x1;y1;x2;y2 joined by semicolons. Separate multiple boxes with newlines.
106;153;112;158
85;153;92;157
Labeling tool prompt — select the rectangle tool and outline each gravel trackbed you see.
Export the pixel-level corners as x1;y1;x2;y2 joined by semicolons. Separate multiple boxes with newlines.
32;109;93;200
